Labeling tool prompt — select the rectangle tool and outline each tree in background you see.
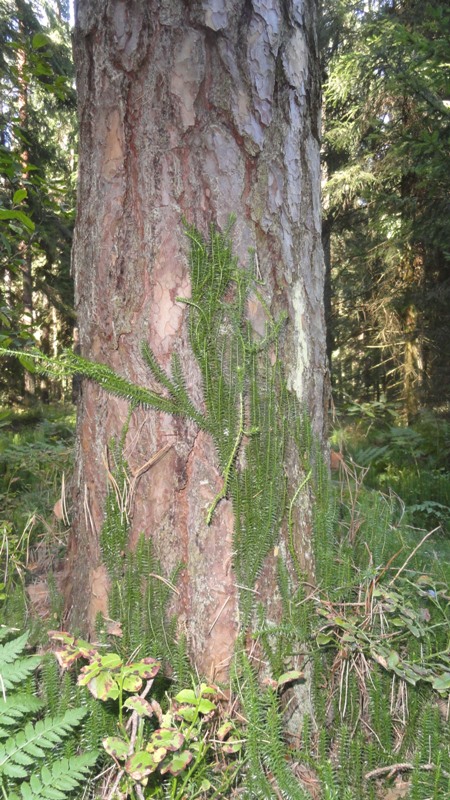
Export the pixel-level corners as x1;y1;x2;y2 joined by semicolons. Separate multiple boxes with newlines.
322;0;450;418
0;0;76;402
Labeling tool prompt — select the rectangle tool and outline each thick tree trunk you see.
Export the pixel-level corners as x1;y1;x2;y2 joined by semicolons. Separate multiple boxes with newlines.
69;0;327;678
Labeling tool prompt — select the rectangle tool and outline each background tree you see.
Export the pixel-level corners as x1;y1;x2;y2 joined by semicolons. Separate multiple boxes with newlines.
68;0;327;679
0;0;76;402
322;0;450;417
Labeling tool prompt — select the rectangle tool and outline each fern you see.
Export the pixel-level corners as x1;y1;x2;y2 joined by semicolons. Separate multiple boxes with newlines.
0;708;89;777
262;691;310;800
238;655;274;799
0;630;98;800
0;694;44;740
238;653;309;799
5;226;450;799
0;631;41;692
8;752;98;800
1;224;295;621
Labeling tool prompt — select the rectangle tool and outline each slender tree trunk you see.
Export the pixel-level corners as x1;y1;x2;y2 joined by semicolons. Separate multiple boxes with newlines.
69;0;327;678
17;30;35;396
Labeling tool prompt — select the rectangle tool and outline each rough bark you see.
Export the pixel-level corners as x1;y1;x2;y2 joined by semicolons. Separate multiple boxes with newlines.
69;0;327;678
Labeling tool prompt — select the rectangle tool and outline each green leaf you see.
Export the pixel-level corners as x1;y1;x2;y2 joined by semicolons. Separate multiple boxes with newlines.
0;656;41;691
176;706;196;722
0;631;29;664
316;633;334;646
13;189;27;204
103;736;129;760
99;653;122;670
32;33;50;49
332;616;351;628
49;631;96;668
160;749;192;776
40;764;52;785
125;658;160;680
222;738;242;754
20;752;99;798
197;698;216;714
217;721;233;740
77;662;101;685
145;744;167;764
121;673;142;693
175;689;197;704
88;671;118;700
432;673;450;695
3;762;28;778
151;728;184;751
387;650;400;669
123;696;154;717
198;683;216;695
0;209;35;231
276;670;304;688
30;773;42;794
125;750;158;781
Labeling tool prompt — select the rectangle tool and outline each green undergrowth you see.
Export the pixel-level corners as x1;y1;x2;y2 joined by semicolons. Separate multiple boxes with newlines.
71;226;450;799
1;228;450;798
332;401;450;533
305;464;450;799
0;627;100;800
0;404;75;526
0;404;74;627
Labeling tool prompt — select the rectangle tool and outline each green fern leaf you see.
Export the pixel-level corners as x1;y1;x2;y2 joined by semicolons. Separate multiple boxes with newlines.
0;695;44;738
0;627;16;643
0;708;87;773
20;753;98;799
39;764;52;785
10;751;34;768
141;341;176;394
0;630;29;663
3;761;28;779
0;657;41;691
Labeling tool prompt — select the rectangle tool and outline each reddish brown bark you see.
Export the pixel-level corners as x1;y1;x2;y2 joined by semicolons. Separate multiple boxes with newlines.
69;0;327;678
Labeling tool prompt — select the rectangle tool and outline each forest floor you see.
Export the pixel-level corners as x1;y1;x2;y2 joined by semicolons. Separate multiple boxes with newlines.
1;402;449;800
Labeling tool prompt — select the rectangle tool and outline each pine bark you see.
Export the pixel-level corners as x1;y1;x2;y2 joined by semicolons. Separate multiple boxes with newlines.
69;0;327;678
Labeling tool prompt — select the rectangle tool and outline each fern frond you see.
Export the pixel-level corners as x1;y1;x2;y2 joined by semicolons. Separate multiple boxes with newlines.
0;630;29;665
263;691;310;800
0;695;44;739
170;351;208;429
0;349;182;417
141;343;208;429
141;341;176;394
0;657;42;692
0;627;15;643
0;708;87;777
0;631;41;693
61;351;182;414
238;654;281;799
17;752;98;800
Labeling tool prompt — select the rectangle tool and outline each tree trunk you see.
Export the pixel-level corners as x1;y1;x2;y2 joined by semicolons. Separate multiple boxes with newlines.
17;32;35;397
69;0;327;679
